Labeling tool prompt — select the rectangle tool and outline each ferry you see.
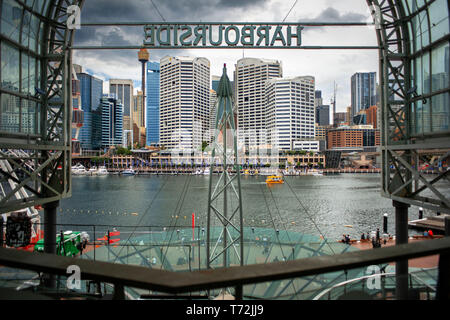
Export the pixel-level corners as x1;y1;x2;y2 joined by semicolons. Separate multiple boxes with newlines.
121;167;136;176
266;175;284;184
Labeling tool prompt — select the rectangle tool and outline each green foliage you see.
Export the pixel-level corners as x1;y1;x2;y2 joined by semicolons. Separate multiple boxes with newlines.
116;146;132;155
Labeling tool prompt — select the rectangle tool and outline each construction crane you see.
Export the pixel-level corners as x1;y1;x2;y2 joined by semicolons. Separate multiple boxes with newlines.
330;81;338;127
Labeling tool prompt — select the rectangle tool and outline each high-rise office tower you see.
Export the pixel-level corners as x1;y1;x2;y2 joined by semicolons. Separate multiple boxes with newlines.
314;90;323;108
71;65;83;156
159;56;210;151
235;57;282;149
351;72;377;124
266;76;316;151
133;91;146;146
100;94;123;148
77;70;103;150
146;61;160;146
109;79;133;145
316;104;330;126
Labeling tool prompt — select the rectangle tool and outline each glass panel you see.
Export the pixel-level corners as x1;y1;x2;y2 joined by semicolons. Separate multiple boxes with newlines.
33;0;44;13
0;0;22;43
38;21;44;55
21;10;31;48
21;52;29;94
431;93;449;132
21;99;36;134
29;14;39;53
415;55;423;95
422;97;431;133
431;42;450;93
414;100;423;135
42;0;50;16
0;93;21;133
1;42;20;91
413;10;430;51
29;56;36;95
422;52;431;95
428;0;450;42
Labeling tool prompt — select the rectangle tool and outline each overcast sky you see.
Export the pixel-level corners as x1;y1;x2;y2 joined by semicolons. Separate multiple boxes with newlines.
73;0;379;113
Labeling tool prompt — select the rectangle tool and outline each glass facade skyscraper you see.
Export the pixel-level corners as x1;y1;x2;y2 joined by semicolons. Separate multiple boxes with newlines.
77;72;103;150
146;62;160;146
350;72;377;125
101;94;123;148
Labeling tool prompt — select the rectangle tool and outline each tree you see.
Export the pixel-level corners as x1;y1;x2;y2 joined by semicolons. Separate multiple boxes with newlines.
116;146;132;155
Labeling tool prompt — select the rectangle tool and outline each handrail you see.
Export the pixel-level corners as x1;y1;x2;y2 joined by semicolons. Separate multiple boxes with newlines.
312;269;438;300
0;237;449;296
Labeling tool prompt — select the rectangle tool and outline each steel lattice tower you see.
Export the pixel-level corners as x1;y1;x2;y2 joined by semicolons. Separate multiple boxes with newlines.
206;64;244;270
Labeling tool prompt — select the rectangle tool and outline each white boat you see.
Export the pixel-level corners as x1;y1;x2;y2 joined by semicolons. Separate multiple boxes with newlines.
88;166;97;176
194;169;203;175
203;168;210;175
311;171;323;176
96;166;109;175
122;167;136;176
71;164;87;175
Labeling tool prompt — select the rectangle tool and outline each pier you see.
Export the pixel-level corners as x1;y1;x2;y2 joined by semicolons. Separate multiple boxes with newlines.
409;215;450;234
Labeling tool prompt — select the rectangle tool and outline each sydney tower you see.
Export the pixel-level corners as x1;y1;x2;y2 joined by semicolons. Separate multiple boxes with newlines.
138;48;149;126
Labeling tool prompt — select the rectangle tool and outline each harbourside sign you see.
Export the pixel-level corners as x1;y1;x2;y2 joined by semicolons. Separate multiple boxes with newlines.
143;23;303;48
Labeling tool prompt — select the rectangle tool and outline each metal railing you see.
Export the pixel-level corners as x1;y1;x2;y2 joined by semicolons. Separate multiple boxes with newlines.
0;236;449;300
313;269;438;300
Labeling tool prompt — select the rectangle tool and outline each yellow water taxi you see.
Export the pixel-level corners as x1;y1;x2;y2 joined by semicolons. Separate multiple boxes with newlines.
266;175;284;184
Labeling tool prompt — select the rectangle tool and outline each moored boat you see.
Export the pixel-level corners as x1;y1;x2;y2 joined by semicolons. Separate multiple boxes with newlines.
266;175;284;184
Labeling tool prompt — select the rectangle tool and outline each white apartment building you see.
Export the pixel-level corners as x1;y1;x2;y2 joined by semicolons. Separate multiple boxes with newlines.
209;89;217;142
159;56;210;151
235;58;282;150
266;76;317;151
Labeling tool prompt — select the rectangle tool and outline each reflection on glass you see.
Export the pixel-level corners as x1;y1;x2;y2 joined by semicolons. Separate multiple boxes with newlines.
428;0;450;42
0;93;20;133
431;42;450;93
431;93;450;132
21;100;36;134
0;0;22;43
1;42;20;92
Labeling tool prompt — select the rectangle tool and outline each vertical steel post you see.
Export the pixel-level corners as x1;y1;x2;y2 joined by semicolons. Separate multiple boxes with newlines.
383;213;388;234
223;113;228;269
436;216;450;300
43;200;59;288
394;200;409;300
0;216;3;247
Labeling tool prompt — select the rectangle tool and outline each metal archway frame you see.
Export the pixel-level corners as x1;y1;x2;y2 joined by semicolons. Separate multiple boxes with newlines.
1;0;448;232
369;0;450;214
0;0;84;213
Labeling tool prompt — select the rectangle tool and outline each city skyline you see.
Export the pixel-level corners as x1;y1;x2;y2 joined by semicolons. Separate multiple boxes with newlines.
72;0;379;113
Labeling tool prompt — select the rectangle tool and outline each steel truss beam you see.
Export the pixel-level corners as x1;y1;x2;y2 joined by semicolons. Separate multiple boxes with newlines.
369;0;450;214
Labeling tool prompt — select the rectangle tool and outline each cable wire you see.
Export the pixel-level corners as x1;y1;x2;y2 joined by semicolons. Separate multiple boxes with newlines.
282;0;299;22
149;0;166;22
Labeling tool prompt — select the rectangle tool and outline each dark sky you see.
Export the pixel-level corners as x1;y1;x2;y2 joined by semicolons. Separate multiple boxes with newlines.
73;0;377;111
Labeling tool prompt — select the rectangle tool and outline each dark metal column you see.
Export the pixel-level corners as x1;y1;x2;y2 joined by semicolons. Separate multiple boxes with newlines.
43;200;59;288
437;216;450;300
394;200;409;300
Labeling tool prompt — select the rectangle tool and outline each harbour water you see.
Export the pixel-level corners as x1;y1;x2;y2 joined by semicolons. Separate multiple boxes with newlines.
56;173;437;241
